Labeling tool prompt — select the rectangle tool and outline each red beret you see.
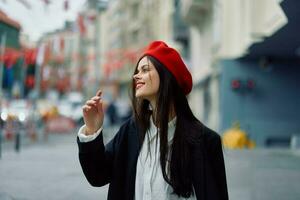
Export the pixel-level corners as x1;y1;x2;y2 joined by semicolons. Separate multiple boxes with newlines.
141;41;193;95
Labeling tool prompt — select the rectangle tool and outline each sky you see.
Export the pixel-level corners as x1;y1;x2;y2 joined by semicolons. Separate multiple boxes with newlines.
0;0;86;43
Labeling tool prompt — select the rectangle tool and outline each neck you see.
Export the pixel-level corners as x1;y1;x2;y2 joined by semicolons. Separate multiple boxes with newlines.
149;99;156;124
149;98;156;113
150;101;176;126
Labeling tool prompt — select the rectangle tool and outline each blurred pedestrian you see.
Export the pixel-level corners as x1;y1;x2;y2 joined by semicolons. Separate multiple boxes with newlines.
106;100;117;126
77;41;228;200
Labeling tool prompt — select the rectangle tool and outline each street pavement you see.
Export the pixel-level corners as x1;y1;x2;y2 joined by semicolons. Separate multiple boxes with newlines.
1;126;300;200
225;148;300;200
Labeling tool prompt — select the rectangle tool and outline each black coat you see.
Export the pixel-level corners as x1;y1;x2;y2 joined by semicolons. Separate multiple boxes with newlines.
77;117;228;200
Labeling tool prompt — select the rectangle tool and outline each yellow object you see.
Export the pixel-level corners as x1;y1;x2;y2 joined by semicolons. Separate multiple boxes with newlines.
40;106;59;121
222;122;256;149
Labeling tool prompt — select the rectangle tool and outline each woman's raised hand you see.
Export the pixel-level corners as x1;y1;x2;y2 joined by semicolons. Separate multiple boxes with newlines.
82;90;104;135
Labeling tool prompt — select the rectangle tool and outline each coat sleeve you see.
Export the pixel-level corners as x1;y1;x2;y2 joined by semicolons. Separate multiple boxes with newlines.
192;132;229;200
77;120;129;187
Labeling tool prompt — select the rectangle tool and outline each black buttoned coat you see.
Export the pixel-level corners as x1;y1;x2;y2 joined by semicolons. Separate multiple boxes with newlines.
77;117;228;200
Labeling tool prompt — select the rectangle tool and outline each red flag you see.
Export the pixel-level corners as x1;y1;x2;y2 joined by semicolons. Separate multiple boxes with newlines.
60;37;65;52
77;14;86;36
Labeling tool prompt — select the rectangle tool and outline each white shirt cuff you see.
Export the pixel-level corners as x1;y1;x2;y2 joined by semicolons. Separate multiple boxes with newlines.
77;125;103;143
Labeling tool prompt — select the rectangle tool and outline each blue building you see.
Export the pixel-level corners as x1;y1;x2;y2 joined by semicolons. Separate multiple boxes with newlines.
180;0;300;147
219;0;300;146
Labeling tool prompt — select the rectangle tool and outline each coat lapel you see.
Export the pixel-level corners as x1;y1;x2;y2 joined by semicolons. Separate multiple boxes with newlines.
126;118;141;200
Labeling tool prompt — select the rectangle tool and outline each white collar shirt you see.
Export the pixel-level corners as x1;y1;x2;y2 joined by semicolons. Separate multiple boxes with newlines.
134;116;196;200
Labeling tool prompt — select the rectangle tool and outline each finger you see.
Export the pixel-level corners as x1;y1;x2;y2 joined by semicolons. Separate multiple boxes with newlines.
86;100;97;105
82;105;92;112
91;96;101;101
86;103;98;109
86;103;97;108
96;90;102;97
97;99;104;113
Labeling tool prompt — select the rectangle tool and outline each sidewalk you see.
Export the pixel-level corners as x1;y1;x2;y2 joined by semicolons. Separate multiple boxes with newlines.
1;127;300;200
224;148;300;200
0;131;109;200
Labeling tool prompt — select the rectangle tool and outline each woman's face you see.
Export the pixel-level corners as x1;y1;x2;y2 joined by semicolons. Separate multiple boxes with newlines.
133;56;160;101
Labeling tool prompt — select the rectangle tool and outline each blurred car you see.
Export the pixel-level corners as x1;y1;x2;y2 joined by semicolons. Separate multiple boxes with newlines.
71;101;84;125
59;92;84;125
0;99;34;140
57;100;73;119
0;99;34;124
56;101;81;125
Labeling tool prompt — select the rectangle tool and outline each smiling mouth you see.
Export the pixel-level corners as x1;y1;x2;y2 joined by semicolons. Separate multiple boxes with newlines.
136;83;145;89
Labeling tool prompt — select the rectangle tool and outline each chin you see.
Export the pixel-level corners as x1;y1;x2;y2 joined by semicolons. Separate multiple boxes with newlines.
135;90;146;98
135;88;157;100
135;93;145;98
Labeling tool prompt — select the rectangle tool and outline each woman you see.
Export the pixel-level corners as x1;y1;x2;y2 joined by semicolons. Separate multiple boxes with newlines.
77;41;228;200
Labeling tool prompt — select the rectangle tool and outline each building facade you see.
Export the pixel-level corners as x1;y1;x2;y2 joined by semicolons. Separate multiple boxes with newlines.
0;10;22;98
98;0;185;104
38;21;80;96
181;0;300;146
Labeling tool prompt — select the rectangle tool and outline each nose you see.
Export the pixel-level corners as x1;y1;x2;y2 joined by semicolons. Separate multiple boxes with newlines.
133;72;140;80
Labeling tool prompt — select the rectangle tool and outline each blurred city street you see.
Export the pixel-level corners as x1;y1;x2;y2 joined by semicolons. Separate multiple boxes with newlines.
1;126;300;200
0;126;113;200
225;148;300;200
0;0;300;200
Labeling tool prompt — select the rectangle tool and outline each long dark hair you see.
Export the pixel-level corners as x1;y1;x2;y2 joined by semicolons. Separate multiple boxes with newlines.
130;56;204;198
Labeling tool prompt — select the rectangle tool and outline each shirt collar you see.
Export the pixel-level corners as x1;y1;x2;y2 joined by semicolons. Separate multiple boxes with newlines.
149;115;177;142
